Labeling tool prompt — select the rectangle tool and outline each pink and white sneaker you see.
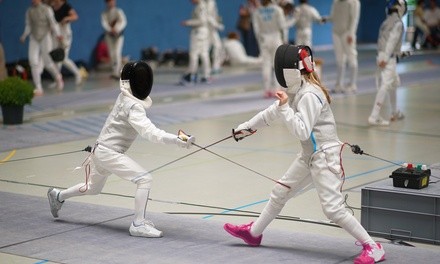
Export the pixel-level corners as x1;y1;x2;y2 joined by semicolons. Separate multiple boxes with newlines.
354;242;385;264
223;222;262;247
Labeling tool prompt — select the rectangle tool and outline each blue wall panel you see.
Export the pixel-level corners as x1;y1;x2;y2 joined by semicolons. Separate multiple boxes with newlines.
0;0;385;65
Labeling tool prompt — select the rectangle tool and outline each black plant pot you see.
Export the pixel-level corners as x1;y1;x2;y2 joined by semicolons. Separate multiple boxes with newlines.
1;104;24;125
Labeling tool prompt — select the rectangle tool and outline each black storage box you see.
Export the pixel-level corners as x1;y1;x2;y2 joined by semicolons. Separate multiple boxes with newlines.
389;167;431;189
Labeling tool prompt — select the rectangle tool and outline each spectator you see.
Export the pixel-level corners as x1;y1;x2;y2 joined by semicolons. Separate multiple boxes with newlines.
291;0;324;47
325;0;360;94
101;0;127;79
368;0;407;126
205;0;224;75
223;32;262;66
423;0;440;48
411;0;432;49
180;0;211;85
50;0;83;86
20;0;64;96
252;0;287;98
237;0;260;57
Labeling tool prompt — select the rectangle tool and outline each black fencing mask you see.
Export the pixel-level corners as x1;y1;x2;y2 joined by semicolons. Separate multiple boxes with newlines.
120;61;153;100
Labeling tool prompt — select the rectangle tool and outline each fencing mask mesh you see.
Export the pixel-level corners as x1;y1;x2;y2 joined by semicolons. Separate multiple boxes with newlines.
120;61;153;100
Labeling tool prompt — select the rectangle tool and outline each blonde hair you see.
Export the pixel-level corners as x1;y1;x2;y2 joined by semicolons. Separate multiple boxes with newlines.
303;71;332;104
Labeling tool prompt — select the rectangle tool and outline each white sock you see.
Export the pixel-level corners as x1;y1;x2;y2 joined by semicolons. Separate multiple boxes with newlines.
133;188;150;226
251;200;282;236
370;89;387;118
338;214;374;245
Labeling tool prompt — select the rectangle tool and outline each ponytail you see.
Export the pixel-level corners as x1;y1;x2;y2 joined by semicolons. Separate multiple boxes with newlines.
304;72;332;104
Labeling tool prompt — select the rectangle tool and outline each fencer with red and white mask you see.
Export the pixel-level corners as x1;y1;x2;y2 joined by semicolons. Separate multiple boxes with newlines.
47;61;195;238
225;44;386;264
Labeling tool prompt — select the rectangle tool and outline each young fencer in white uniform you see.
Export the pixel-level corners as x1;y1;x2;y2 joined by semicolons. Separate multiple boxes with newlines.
181;0;211;85
20;0;64;96
291;0;324;47
224;44;386;264
368;0;407;126
48;61;195;238
325;0;360;94
252;0;287;98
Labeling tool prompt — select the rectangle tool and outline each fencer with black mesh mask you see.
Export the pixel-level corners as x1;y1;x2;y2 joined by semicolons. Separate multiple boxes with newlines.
47;61;195;238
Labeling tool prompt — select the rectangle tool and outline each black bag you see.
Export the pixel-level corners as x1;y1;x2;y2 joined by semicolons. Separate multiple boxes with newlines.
49;48;65;62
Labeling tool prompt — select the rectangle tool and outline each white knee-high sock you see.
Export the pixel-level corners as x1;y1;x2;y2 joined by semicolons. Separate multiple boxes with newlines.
58;183;87;201
133;188;150;225
389;89;397;113
337;213;375;245
251;200;283;236
370;88;388;118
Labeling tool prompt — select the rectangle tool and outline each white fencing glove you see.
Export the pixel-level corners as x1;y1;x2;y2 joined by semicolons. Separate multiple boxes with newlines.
232;123;256;142
176;130;195;149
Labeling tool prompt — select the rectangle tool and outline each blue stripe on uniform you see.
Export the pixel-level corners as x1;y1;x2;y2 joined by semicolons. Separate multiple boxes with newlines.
310;132;317;152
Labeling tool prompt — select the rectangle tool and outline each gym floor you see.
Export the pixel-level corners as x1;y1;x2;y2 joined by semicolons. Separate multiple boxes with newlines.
1;45;440;263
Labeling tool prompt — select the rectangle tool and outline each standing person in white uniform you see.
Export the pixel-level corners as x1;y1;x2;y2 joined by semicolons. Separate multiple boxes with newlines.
293;0;324;47
50;0;82;86
368;0;407;126
325;0;360;94
252;0;287;98
101;0;126;79
181;0;211;85
20;0;64;96
223;32;262;66
223;44;386;264
205;0;224;75
47;61;195;238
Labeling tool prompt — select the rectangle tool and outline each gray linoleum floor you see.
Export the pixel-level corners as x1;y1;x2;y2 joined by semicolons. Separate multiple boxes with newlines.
1;46;440;263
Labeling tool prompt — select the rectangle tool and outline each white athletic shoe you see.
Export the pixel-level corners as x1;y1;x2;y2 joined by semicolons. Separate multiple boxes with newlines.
390;110;404;122
129;220;163;238
47;188;63;218
368;116;390;126
75;75;83;86
34;89;44;97
56;78;64;91
346;84;357;95
332;84;344;94
48;82;57;89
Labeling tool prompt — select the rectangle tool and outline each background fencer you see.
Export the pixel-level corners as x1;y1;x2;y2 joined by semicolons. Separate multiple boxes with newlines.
223;32;262;66
205;0;224;75
20;0;64;96
101;0;127;79
181;0;211;85
325;0;360;94
368;0;407;126
291;0;324;47
252;0;287;98
50;0;83;86
224;44;386;264
47;61;195;238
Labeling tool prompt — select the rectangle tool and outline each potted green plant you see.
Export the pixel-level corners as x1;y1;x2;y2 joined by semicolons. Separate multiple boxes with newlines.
0;76;34;125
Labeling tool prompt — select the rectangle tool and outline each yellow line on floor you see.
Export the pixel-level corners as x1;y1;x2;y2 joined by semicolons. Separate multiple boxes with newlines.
0;149;16;164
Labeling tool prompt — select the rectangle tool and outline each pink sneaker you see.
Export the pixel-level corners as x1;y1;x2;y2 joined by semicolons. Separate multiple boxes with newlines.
223;222;262;247
354;242;385;264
